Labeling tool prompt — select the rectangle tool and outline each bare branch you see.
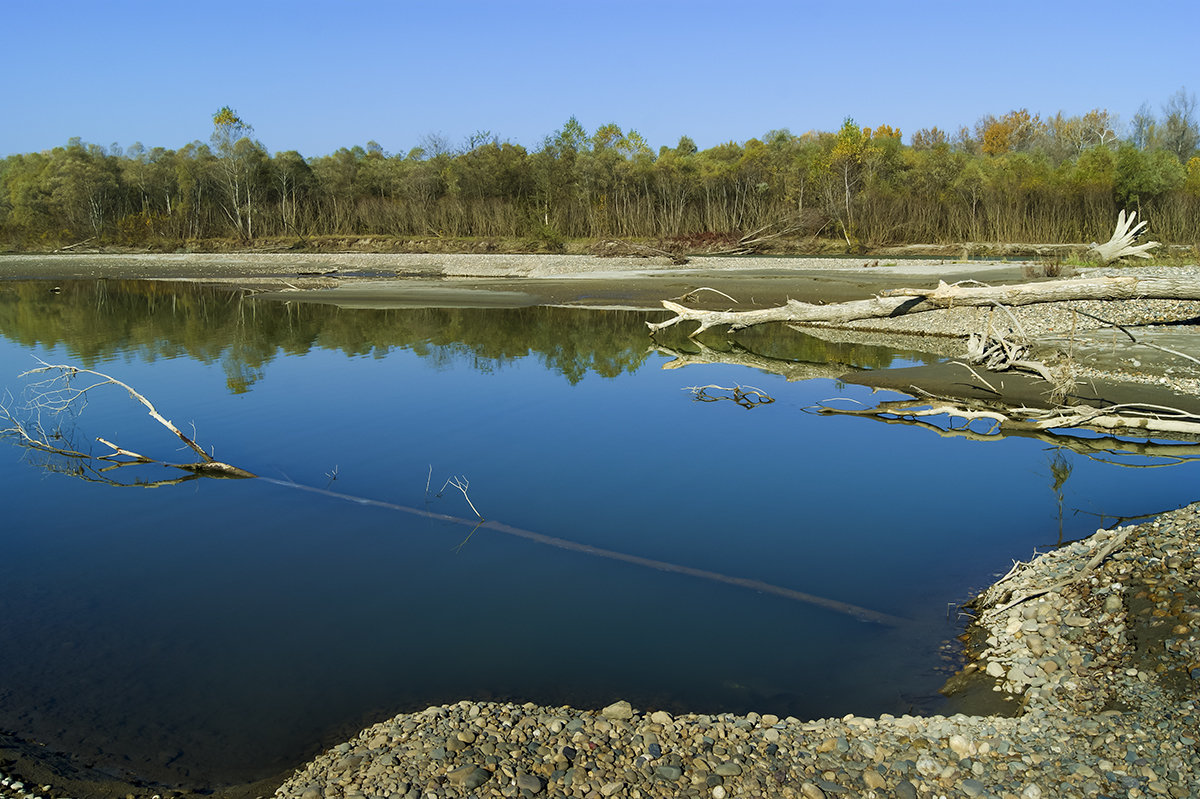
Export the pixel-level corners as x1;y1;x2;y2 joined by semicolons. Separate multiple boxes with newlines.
20;359;214;463
685;384;776;409
439;474;483;519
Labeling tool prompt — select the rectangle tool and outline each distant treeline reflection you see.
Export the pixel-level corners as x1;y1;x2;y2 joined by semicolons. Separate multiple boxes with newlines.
0;280;923;392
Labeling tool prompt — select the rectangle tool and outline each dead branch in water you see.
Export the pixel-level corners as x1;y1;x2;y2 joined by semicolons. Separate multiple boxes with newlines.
685;384;776;409
3;359;255;479
811;391;1200;459
2;362;901;625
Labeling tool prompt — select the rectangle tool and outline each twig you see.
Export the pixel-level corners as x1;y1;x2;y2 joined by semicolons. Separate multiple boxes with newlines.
439;475;483;519
685;384;775;409
669;287;739;305
950;361;1001;395
983;526;1136;616
20;359;214;463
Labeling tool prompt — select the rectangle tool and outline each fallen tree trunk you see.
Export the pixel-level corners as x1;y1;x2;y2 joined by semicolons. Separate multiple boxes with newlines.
648;275;1200;338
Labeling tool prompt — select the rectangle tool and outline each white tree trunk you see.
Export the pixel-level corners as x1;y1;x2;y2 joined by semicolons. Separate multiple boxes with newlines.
648;276;1200;338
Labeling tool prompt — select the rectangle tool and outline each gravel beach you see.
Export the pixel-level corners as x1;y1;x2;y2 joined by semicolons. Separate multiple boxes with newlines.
1;253;1197;799
265;502;1200;799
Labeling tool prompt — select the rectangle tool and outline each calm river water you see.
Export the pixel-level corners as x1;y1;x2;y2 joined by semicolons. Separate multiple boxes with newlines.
1;279;1196;788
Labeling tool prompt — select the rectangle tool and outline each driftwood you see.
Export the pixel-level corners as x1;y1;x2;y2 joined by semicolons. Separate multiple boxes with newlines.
814;391;1200;442
977;526;1137;618
709;219;807;256
1087;209;1160;263
648;275;1200;338
3;360;255;479
685;384;776;409
811;394;1200;466
594;239;688;265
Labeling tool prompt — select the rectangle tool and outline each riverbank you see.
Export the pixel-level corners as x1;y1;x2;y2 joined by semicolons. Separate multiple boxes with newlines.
1;253;1197;798
268;501;1200;798
3;253;1198;400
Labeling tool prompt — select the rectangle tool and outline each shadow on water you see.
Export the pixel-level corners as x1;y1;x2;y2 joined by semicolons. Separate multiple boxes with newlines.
0;279;1197;792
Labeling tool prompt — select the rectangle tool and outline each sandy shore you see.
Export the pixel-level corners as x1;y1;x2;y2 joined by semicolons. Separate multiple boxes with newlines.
0;252;1052;309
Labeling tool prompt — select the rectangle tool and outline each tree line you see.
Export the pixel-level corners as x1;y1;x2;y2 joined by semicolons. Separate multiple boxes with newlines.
2;92;1199;252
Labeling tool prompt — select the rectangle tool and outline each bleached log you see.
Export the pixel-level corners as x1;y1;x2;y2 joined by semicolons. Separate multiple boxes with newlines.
649;275;1200;338
1088;209;1160;263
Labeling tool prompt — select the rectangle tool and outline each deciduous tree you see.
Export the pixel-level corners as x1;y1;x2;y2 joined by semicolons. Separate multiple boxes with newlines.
210;106;266;240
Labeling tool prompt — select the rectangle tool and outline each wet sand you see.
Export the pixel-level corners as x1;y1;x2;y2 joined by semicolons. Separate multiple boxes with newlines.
0;252;1046;309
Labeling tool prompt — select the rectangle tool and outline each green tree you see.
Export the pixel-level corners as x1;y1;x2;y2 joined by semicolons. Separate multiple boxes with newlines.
52;139;120;239
210;106;267;240
1114;142;1186;210
817;118;878;246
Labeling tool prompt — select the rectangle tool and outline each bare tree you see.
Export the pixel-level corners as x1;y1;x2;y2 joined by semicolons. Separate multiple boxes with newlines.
1161;87;1200;163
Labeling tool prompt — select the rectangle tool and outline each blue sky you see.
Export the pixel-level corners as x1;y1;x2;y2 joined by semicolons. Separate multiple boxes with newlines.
4;0;1197;158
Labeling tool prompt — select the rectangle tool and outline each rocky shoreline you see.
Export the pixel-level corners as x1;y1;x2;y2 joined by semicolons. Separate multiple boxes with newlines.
262;504;1200;799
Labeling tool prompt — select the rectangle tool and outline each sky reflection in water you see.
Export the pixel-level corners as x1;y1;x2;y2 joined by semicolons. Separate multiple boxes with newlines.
0;280;1196;787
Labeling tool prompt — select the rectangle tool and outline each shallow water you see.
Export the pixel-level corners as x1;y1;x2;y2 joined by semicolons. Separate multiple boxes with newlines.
1;280;1196;787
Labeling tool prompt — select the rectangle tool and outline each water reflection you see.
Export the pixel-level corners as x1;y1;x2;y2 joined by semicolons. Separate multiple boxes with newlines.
0;280;931;391
0;279;1196;792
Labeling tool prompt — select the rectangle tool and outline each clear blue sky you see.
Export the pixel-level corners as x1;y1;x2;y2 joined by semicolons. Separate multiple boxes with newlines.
4;0;1197;158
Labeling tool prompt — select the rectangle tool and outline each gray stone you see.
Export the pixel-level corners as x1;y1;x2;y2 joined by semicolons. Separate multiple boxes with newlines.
800;783;826;799
714;762;742;777
962;778;985;796
516;774;543;793
654;765;683;781
895;780;918;799
602;700;634;720
446;765;490;790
